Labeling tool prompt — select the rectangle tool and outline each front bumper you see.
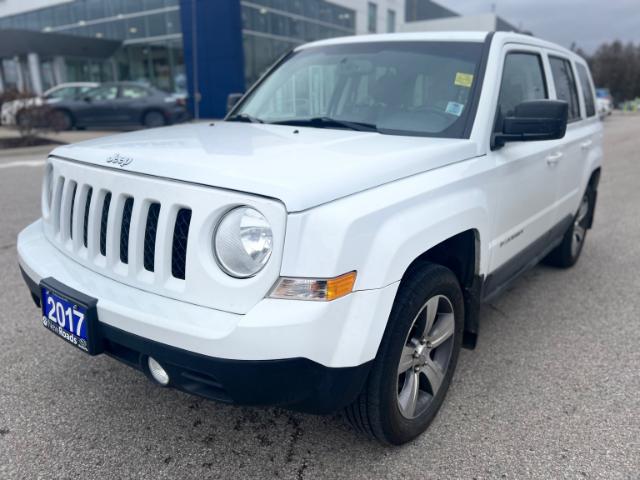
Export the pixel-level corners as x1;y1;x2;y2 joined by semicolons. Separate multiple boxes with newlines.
166;106;190;124
18;220;398;412
1;110;15;126
22;269;369;413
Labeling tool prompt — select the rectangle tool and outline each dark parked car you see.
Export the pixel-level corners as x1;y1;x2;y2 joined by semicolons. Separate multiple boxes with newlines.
50;82;190;130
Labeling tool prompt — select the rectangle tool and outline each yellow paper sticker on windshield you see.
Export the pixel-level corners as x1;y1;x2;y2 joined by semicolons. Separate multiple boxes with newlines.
454;72;474;88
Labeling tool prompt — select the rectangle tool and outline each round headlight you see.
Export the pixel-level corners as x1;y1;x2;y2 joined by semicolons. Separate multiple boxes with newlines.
214;207;273;278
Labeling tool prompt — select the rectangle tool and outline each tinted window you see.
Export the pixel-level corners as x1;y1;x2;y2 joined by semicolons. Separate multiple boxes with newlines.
368;2;377;33
236;41;485;138
77;86;94;95
387;9;396;33
86;86;118;100
497;52;547;119
576;63;596;117
549;57;580;121
121;86;149;99
48;86;94;100
45;86;76;100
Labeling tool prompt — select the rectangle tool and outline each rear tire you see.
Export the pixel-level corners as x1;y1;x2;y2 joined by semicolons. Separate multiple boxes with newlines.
344;263;464;445
544;186;594;268
142;110;166;128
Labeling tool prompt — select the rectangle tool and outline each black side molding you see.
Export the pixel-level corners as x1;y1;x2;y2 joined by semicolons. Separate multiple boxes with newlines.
482;215;573;302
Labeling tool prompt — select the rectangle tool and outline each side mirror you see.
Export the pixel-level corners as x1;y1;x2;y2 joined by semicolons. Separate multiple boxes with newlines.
83;96;92;103
226;92;244;113
493;100;568;149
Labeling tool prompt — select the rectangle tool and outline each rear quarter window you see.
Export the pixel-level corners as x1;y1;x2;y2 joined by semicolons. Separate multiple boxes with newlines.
576;63;596;117
549;56;581;122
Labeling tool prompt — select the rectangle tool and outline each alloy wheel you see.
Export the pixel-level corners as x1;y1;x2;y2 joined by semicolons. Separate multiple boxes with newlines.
396;295;455;419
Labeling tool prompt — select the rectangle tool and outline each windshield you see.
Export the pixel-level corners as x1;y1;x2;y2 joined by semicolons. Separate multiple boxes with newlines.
233;41;485;138
45;86;94;100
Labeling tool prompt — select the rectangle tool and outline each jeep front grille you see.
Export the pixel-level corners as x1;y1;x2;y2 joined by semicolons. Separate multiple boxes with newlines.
48;174;191;285
42;156;286;314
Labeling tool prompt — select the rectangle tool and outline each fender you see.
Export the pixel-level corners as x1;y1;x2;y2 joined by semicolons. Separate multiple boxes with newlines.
280;154;492;290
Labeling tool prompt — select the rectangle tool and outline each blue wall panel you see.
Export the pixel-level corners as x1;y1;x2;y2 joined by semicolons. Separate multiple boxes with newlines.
179;0;245;119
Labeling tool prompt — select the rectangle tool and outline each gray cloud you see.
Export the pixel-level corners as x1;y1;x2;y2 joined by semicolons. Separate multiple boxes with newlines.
436;0;640;52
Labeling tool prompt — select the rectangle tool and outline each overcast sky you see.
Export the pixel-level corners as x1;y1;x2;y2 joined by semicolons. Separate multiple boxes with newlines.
436;0;640;53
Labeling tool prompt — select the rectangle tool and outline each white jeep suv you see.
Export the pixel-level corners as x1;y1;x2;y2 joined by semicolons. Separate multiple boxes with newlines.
18;32;602;445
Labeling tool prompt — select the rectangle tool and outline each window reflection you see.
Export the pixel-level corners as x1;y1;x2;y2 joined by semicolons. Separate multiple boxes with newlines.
241;0;356;87
0;0;184;93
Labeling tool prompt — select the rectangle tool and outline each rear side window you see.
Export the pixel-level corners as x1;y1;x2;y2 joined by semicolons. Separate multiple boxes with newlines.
121;86;149;99
549;56;580;121
497;52;547;119
576;63;596;117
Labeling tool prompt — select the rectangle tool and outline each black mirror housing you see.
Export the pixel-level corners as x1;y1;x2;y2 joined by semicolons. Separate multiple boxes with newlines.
226;92;244;114
493;100;569;149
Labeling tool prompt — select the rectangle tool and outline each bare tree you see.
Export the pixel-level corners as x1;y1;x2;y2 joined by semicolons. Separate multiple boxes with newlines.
579;40;640;104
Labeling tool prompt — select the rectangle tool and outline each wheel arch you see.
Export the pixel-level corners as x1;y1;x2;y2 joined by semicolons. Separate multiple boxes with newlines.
140;108;167;125
588;166;601;189
51;108;75;129
586;166;601;229
399;229;482;350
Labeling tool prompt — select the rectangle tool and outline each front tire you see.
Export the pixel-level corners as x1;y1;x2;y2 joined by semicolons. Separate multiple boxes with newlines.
50;109;73;131
345;263;464;445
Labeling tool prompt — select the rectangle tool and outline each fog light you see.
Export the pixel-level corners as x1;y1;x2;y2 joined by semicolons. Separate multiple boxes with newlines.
147;357;169;386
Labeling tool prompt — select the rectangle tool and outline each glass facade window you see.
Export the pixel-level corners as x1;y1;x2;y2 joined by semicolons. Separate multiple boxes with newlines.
1;59;21;90
0;0;395;108
368;2;378;33
241;0;356;87
0;0;184;93
387;9;396;33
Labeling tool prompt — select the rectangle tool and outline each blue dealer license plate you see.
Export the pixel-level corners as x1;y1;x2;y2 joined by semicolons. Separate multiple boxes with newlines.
41;280;99;354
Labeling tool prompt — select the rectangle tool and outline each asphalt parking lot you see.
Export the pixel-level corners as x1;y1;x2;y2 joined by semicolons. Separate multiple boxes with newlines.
1;116;639;479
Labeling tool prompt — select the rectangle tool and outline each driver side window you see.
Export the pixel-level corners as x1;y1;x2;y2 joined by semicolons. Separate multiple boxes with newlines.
86;86;118;101
497;52;547;120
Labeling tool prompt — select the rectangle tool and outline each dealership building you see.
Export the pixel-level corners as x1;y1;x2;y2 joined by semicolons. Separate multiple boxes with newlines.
0;0;520;118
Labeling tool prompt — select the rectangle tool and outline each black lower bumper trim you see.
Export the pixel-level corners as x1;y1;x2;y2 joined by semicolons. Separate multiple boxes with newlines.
20;266;371;413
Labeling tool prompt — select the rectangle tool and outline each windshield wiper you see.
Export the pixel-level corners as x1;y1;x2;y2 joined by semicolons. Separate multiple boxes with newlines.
227;113;264;123
271;117;378;132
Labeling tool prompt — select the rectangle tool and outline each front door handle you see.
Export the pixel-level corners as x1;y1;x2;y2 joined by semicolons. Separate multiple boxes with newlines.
580;139;593;150
546;152;563;166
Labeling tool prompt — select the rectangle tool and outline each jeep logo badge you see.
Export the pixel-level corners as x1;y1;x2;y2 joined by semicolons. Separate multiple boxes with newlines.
106;153;133;168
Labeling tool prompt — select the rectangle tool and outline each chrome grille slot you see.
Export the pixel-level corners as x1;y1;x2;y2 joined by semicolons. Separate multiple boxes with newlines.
99;192;112;257
120;197;134;264
69;183;77;240
83;187;93;248
51;176;65;234
143;202;161;272
171;208;192;280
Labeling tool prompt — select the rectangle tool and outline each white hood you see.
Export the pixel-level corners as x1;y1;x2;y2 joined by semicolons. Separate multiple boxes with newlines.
50;122;480;212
